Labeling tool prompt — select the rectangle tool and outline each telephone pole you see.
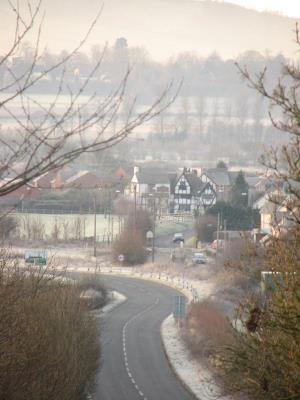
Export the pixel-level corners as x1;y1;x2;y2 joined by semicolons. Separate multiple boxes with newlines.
152;198;156;263
93;193;97;257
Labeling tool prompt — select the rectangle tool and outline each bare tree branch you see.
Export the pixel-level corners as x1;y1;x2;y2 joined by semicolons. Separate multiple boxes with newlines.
0;1;180;197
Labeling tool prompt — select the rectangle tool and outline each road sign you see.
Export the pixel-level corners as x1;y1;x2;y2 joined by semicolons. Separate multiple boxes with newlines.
173;295;186;319
146;230;154;239
25;249;47;265
118;254;125;263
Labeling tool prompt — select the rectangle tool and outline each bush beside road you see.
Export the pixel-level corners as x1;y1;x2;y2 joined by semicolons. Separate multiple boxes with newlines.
0;253;101;400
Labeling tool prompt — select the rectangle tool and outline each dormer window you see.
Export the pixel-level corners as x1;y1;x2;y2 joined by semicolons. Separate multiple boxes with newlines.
179;180;187;190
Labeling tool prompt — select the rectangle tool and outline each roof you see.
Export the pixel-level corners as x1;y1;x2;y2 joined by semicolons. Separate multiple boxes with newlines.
136;168;170;185
203;168;260;188
33;171;57;188
244;175;261;188
0;182;40;199
65;170;90;184
261;201;279;214
253;194;266;209
202;168;231;186
168;173;178;193
171;171;204;195
184;173;204;195
64;171;102;188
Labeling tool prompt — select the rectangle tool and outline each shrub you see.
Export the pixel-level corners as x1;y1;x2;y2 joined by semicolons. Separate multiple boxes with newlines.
78;275;108;309
125;207;153;237
0;254;100;400
194;214;218;243
0;215;17;241
219;229;300;399
207;201;260;231
183;301;233;359
112;228;147;265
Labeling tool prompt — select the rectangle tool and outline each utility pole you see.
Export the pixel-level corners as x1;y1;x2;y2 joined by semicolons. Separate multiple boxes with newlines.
152;198;156;263
216;212;220;254
224;219;227;252
93;193;97;257
134;184;137;228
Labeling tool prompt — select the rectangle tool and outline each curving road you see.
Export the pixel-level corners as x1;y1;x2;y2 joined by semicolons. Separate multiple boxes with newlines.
94;275;194;400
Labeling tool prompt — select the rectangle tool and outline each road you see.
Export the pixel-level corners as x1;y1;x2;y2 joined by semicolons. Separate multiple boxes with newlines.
155;227;194;248
94;275;194;400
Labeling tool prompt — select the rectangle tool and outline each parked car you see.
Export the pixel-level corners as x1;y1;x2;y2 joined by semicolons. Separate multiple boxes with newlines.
173;232;184;243
192;252;207;264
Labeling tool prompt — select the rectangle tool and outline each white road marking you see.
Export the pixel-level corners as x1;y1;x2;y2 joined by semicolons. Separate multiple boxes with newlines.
122;297;160;399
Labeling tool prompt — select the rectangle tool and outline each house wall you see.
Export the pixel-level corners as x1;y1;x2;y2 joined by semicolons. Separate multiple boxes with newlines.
261;212;272;233
173;175;191;212
200;184;216;207
201;173;230;202
154;183;170;192
125;177;170;214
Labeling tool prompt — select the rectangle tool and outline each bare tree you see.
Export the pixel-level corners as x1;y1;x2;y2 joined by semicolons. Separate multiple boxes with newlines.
73;216;84;240
51;217;61;241
195;95;205;135
0;215;17;240
178;96;190;135
236;29;300;226
21;214;45;240
0;1;178;198
61;218;70;241
214;31;300;400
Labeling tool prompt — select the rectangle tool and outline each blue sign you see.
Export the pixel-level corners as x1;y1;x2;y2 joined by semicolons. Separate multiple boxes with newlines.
173;295;186;319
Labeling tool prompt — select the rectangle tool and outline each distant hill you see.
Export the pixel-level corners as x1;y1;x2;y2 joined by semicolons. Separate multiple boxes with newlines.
0;0;298;60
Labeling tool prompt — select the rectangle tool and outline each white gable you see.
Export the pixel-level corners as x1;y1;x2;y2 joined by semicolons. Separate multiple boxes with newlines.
175;175;191;194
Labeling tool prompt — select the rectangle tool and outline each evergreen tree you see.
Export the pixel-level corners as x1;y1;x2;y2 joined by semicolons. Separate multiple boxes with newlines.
230;171;249;208
216;160;228;169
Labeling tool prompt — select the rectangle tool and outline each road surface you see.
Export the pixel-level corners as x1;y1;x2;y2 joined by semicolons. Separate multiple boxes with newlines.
94;275;194;400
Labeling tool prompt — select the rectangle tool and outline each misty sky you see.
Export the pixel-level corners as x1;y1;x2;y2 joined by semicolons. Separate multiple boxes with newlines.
228;1;300;17
1;1;299;61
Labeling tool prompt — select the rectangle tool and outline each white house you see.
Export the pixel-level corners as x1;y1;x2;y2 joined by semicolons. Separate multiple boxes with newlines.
125;166;170;213
170;169;216;214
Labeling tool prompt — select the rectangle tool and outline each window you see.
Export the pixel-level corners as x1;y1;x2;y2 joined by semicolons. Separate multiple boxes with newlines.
179;204;191;211
179;180;187;191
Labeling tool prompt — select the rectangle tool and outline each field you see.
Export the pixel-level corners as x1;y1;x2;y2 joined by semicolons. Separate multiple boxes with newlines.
13;212;194;241
13;212;120;240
